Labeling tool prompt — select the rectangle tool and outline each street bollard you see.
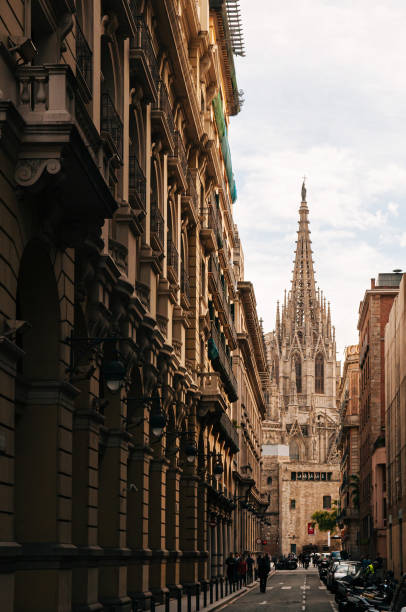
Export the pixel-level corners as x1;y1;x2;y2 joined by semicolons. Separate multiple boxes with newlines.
215;579;219;601
196;584;200;611
151;598;155;612
203;582;207;608
187;588;191;612
177;590;181;612
209;581;213;604
165;592;170;612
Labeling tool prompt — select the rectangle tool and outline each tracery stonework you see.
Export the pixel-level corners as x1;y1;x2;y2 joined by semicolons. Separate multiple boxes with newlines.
261;185;340;556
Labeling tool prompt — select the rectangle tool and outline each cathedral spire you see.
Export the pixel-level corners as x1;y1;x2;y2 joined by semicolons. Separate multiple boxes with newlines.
289;183;318;338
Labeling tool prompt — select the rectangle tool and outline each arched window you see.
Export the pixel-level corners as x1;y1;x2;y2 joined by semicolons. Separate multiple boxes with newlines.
315;353;324;393
295;356;302;393
289;440;299;461
267;476;272;486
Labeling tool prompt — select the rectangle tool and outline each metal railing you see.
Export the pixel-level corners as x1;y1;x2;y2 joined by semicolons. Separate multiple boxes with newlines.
76;21;92;93
129;154;146;211
153;79;176;139
167;238;179;276
208;204;223;248
181;267;190;300
150;203;164;247
171;130;188;178
130;13;160;87
208;256;236;344
101;92;123;159
187;169;198;202
210;321;238;397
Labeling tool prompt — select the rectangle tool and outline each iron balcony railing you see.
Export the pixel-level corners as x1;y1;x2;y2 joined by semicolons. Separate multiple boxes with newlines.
181;267;190;300
208;204;223;248
130;13;160;86
167;238;179;276
76;21;92;94
150;202;164;247
209;321;238;401
101;92;123;159
171;130;188;179
129;154;146;212
187;169;198;203
153;80;176;140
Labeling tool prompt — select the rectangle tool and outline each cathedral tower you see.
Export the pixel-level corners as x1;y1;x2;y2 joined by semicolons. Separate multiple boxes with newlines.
261;184;340;557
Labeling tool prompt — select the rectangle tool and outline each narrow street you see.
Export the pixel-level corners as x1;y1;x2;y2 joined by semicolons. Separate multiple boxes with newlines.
222;569;337;612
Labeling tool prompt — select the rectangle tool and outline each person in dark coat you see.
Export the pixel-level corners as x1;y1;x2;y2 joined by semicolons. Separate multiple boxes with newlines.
225;553;236;588
246;554;254;583
258;553;271;592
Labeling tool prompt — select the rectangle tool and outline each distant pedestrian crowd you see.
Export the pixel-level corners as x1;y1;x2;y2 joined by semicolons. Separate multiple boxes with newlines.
225;552;272;593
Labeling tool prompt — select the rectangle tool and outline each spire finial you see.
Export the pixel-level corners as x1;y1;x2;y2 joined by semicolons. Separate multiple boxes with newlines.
301;176;307;202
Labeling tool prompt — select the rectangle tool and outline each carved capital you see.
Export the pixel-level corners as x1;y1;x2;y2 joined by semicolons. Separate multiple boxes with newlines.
15;158;62;188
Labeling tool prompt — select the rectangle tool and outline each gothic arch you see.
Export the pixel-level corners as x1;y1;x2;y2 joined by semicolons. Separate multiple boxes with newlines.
289;439;300;461
315;352;324;393
292;352;302;394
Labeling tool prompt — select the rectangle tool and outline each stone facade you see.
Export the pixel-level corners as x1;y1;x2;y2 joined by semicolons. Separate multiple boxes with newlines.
0;2;265;611
358;274;401;561
261;185;340;557
337;345;361;559
385;273;406;578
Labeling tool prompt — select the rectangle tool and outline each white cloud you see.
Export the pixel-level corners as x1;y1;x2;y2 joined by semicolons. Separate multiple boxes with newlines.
229;0;406;355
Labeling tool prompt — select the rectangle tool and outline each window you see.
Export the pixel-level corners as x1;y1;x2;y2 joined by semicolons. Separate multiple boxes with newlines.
289;440;299;461
267;476;272;486
315;353;324;393
323;495;331;509
295;355;302;393
291;472;296;481
290;499;296;509
290;544;296;554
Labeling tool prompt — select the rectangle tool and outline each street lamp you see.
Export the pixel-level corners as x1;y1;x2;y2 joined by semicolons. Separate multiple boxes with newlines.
102;356;126;393
213;457;224;481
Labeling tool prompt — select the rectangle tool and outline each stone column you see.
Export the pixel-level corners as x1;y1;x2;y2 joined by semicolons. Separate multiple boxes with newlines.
210;523;217;579
180;471;199;587
217;520;223;577
98;389;132;611
148;439;169;601
127;399;154;608
166;461;182;592
71;385;104;611
197;480;208;584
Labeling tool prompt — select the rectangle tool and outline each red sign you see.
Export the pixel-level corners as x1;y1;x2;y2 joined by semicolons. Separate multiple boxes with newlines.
262;540;267;545
308;523;315;535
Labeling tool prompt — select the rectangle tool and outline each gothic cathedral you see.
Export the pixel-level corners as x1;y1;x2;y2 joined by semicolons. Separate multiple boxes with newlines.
262;184;341;556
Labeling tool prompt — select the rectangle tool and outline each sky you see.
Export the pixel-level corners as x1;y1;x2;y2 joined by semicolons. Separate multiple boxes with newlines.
228;0;406;360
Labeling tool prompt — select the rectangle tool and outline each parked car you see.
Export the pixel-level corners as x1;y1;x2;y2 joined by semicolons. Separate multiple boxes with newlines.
327;562;360;593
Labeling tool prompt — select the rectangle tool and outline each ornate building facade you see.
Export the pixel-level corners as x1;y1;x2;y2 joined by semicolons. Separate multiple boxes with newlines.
0;1;266;611
261;184;340;556
337;345;361;559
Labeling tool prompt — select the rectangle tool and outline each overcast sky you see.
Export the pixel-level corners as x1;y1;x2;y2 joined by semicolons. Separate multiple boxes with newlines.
229;0;406;359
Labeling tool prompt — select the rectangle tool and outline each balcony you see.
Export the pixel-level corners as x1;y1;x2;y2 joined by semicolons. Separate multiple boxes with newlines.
151;80;176;152
208;256;237;349
13;64;116;246
199;206;216;255
342;413;360;428
150;203;164;251
181;169;198;226
129;154;146;214
208;321;238;402
101;92;123;160
130;13;159;103
181;267;191;307
168;130;188;192
75;21;92;97
208;203;223;249
167;238;179;285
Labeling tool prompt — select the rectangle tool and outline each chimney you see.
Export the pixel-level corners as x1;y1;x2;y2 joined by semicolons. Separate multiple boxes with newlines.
371;278;375;289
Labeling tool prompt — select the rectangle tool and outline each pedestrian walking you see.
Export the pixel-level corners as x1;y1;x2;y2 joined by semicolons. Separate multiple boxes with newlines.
225;553;236;589
246;553;254;584
238;554;247;586
258;553;271;593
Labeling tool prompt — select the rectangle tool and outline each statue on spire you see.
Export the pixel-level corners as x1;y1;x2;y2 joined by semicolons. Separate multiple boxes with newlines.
301;179;307;202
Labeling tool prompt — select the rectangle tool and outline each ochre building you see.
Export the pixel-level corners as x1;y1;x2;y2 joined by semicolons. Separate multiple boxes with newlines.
262;184;340;557
0;1;267;611
337;345;361;559
358;273;401;561
385;273;406;577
